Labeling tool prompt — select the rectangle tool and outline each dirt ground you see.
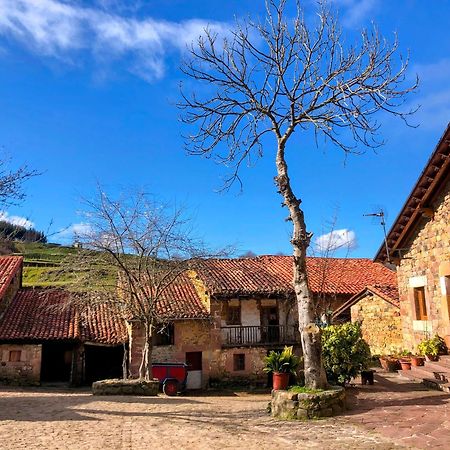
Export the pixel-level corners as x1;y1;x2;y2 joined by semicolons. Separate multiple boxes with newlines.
0;372;449;449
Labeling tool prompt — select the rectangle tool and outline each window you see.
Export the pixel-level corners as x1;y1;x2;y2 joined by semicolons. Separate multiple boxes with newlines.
414;286;428;320
227;305;241;325
154;323;175;346
233;353;245;371
9;351;21;362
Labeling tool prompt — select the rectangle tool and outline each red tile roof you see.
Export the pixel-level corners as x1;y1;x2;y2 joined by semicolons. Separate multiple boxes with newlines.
0;289;127;345
147;273;210;319
195;255;397;297
0;256;22;298
332;282;399;319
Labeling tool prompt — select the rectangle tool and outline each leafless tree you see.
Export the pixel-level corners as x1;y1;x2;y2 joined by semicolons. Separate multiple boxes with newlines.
61;188;217;380
309;212;355;323
178;0;417;388
0;159;36;206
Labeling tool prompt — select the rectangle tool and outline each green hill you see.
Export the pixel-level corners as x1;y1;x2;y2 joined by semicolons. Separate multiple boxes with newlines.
13;242;79;287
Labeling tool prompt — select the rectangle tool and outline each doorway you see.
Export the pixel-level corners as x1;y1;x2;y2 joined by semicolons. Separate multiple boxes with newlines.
40;343;73;382
261;306;280;343
84;344;124;384
186;351;202;390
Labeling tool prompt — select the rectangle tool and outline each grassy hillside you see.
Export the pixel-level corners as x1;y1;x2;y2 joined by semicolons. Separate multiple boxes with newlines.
14;242;79;287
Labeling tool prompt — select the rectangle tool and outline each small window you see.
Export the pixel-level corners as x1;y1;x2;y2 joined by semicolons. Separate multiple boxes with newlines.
9;351;21;362
155;323;175;346
227;305;241;325
414;287;428;320
233;353;245;371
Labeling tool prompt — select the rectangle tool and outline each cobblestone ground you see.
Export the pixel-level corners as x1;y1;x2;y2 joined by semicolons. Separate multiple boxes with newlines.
0;371;448;450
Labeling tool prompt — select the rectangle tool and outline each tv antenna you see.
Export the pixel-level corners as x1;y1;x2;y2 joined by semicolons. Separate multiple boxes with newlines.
364;209;391;263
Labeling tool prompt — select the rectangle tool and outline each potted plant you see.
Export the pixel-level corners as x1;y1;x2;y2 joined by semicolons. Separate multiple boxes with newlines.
417;335;446;361
379;356;400;372
263;346;300;390
399;359;412;370
411;355;425;366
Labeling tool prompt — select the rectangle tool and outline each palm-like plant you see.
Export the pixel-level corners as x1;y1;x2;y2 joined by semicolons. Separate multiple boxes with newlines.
263;346;300;374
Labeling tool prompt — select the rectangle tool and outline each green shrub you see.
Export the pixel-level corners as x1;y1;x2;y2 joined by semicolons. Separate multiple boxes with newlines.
263;345;300;374
321;322;371;385
417;335;447;357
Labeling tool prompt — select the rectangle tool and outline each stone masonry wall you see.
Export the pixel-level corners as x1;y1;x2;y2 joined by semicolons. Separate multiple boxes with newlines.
351;293;402;355
397;177;450;350
0;344;41;385
129;320;214;388
209;347;268;383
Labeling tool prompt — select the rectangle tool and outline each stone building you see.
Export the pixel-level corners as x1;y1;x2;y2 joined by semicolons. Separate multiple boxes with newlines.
181;255;396;385
375;123;450;350
333;284;402;355
0;256;127;385
0;253;397;387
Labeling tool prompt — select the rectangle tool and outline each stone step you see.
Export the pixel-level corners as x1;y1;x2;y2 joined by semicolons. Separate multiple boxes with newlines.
423;360;450;379
398;366;433;382
430;355;450;369
422;378;450;393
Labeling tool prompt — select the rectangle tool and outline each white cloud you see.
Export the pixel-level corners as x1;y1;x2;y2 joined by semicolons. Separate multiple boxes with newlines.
56;222;92;239
331;0;377;27
314;229;357;253
0;0;229;81
0;211;34;228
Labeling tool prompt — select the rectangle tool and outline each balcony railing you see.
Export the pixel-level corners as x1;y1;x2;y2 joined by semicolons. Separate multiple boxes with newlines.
221;325;299;347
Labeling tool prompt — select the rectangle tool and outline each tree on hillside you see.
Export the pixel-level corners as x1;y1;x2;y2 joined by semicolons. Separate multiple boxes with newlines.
178;0;417;388
61;188;219;380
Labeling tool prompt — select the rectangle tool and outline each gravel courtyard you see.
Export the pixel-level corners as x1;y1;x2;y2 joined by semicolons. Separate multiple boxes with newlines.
0;372;449;449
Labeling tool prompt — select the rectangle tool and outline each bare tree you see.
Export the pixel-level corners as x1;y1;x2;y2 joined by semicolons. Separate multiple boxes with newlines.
61;188;214;380
178;0;417;388
0;159;36;206
309;212;355;323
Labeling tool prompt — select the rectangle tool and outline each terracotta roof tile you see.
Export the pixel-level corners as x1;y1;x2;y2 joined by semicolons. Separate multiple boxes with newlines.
0;256;22;298
0;289;127;344
154;273;210;319
332;281;399;319
196;255;397;297
366;284;400;307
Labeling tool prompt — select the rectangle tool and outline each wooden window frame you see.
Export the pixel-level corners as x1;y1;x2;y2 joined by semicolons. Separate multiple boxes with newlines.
233;353;245;371
413;286;428;321
9;350;21;362
227;305;241;326
154;323;175;346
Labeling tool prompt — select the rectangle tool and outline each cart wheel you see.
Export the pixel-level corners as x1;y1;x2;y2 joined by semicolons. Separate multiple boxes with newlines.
163;380;179;396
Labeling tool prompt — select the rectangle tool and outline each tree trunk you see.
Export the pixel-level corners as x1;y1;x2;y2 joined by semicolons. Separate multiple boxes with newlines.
139;322;153;380
275;141;328;390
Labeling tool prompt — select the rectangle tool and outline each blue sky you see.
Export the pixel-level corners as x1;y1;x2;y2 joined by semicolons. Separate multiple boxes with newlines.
0;0;449;257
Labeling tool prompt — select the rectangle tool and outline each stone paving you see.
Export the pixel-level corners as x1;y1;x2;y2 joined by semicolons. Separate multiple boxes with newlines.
0;370;448;449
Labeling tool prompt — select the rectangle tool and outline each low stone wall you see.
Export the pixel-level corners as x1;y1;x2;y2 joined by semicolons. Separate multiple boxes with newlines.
92;379;159;396
270;386;345;420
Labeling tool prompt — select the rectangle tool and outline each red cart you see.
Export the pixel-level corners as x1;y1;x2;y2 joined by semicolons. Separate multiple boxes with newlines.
152;362;188;396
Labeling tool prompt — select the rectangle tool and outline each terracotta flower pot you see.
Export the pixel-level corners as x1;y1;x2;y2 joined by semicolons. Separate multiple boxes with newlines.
379;357;400;372
272;372;290;390
425;354;439;362
400;360;412;370
411;356;425;367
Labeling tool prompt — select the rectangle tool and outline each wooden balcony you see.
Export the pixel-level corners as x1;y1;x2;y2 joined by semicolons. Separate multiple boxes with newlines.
221;325;299;347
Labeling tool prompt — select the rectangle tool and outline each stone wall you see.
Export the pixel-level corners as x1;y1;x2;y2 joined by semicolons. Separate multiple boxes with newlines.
351;293;402;355
129;319;214;388
270;387;346;420
0;344;41;385
396;177;450;350
209;347;268;383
